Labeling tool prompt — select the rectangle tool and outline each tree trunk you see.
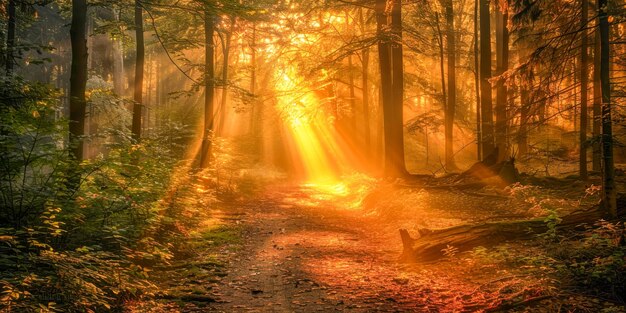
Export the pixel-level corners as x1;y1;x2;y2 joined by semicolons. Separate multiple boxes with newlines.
474;0;481;161
5;0;16;75
389;0;408;177
495;3;509;161
597;0;617;217
200;8;216;168
219;17;234;136
580;0;589;180
345;11;357;135
518;82;530;157
377;0;394;176
348;54;357;134
436;12;447;113
249;22;257;133
131;0;144;142
112;8;125;96
479;0;494;159
445;0;457;169
69;0;89;162
592;13;602;172
362;47;371;153
360;9;371;154
400;206;608;262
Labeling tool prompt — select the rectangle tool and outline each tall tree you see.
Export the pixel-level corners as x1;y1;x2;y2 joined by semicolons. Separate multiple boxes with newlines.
495;1;509;161
69;0;88;162
219;16;236;135
579;0;589;179
200;6;216;168
444;0;457;168
474;0;482;160
592;10;602;172
377;0;394;176
131;0;145;141
597;0;617;216
359;8;371;153
385;0;409;177
479;0;494;158
112;7;125;96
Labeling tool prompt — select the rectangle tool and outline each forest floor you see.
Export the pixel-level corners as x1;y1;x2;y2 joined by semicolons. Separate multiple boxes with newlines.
121;171;626;313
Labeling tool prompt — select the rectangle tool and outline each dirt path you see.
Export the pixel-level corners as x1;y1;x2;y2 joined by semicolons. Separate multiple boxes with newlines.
201;183;546;312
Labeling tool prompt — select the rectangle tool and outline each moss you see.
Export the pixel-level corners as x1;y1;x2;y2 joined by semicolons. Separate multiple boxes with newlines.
200;225;242;246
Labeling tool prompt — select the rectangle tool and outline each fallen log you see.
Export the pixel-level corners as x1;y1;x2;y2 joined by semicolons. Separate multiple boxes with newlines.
400;207;608;262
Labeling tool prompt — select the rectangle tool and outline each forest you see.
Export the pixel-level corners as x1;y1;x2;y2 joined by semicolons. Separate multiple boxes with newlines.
1;0;625;311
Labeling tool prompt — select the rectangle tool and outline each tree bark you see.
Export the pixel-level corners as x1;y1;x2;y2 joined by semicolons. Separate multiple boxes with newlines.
479;0;494;159
400;207;608;262
495;2;509;161
132;0;144;142
200;8;216;168
445;0;457;169
69;0;89;162
389;0;408;177
580;0;589;180
597;0;617;217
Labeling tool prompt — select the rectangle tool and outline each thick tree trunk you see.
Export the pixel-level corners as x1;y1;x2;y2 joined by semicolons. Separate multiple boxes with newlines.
479;0;494;159
200;8;216;168
389;0;408;177
495;3;509;161
132;0;144;142
5;0;16;75
69;0;89;162
597;0;617;217
445;1;457;169
580;0;589;180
